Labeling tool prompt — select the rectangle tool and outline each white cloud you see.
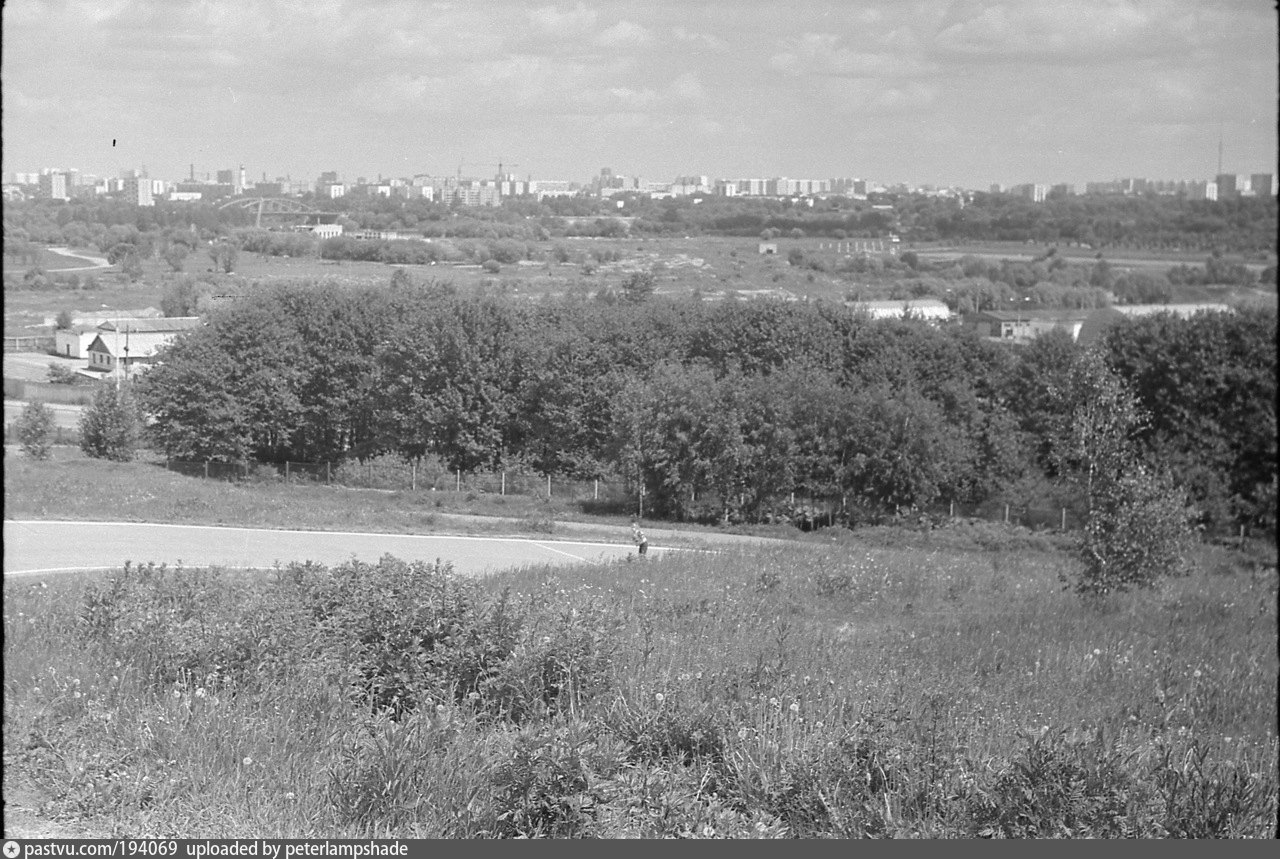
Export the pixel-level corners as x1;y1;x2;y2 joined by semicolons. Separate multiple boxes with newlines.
596;20;651;48
527;3;598;37
672;26;729;53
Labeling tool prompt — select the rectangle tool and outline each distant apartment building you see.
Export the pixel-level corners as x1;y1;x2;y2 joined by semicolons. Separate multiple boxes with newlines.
1249;173;1277;196
318;183;346;199
120;170;154;206
38;170;70;201
1214;173;1249;198
1009;183;1048;202
530;180;577;200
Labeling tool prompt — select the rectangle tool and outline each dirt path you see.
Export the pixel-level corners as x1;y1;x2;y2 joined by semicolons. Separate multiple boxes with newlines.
46;246;112;272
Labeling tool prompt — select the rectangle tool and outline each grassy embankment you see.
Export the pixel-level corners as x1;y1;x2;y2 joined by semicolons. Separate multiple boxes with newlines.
4;449;1277;838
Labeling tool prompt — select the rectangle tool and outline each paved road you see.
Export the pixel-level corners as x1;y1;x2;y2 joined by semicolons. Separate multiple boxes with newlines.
2;520;668;577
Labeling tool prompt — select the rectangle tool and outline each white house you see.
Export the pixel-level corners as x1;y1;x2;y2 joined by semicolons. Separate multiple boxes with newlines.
54;324;102;359
84;317;202;380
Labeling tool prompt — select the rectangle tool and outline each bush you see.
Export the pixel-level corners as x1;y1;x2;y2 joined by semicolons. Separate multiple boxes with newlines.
15;400;55;459
79;382;143;461
1073;464;1195;596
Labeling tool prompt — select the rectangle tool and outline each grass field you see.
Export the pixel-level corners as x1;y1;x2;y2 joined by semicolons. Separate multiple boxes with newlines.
4;448;1277;837
7;234;1276;340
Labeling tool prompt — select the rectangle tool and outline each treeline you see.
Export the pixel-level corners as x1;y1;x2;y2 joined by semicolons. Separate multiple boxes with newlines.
6;190;1276;262
136;280;1276;531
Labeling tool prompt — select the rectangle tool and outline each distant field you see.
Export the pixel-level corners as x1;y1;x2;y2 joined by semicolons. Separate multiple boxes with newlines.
6;234;1275;338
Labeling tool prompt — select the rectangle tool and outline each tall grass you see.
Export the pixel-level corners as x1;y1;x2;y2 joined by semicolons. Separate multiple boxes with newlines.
4;525;1275;838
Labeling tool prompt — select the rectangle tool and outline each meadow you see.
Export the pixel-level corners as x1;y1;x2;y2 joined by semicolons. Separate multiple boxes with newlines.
4;451;1277;838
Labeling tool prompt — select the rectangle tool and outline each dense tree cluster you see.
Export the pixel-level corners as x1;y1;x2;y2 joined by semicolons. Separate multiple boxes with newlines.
135;279;1275;533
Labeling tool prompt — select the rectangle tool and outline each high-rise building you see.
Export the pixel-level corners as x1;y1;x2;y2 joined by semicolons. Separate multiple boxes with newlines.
120;169;154;206
38;170;70;201
1214;173;1249;197
1249;173;1276;197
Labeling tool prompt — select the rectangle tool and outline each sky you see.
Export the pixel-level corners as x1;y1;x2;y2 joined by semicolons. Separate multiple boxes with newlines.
2;0;1277;189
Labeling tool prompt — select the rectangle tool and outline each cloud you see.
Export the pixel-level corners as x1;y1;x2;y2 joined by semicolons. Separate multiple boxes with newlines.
596;20;651;48
932;0;1186;62
527;3;598;37
672;26;729;53
770;32;936;79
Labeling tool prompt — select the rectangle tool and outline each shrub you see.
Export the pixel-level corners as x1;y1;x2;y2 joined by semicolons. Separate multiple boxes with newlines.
79;382;143;461
46;363;80;385
15;400;55;460
491;724;598;838
292;555;525;719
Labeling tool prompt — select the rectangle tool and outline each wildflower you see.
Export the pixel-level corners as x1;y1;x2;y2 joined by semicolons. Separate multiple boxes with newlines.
242;756;253;766
789;701;800;714
436;703;446;714
1093;649;1102;657
284;792;296;801
738;727;748;740
769;697;779;708
195;688;206;699
703;825;715;838
1193;669;1202;678
173;689;182;699
655;693;665;704
468;691;480;701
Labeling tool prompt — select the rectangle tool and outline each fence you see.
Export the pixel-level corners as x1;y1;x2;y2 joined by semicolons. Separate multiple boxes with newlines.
160;457;630;504
3;336;55;352
4;377;101;404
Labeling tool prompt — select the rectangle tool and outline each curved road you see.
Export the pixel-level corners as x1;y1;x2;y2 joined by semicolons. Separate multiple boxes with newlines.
2;520;667;578
46;246;112;271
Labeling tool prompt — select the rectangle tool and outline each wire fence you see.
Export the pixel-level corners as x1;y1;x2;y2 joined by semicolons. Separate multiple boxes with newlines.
156;455;1094;533
160;456;630;505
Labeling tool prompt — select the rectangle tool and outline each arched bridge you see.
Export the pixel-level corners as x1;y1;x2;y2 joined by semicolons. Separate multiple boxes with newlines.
217;197;337;228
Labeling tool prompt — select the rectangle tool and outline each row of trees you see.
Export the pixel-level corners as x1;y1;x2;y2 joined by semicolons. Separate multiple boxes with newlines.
132;279;1276;533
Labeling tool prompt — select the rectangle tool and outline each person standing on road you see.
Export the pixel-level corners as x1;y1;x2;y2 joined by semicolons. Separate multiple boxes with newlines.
631;518;648;557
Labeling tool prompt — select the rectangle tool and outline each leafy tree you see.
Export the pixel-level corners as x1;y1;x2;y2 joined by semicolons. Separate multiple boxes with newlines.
79;383;143;462
162;241;190;272
208;239;238;273
1048;352;1194;596
15;401;55;460
55;309;74;329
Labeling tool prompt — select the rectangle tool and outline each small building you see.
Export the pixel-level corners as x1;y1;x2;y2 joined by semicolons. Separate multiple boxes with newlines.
758;242;778;255
965;309;1090;343
54;324;101;359
848;298;952;323
85;317;203;380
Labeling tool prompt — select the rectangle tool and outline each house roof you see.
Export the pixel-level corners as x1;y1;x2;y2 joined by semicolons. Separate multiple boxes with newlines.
972;309;1091;322
87;330;187;359
98;317;202;334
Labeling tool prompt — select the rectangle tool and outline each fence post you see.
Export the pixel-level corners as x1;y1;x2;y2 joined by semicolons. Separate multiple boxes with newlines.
286;461;290;480
501;471;505;495
1061;508;1067;531
594;479;599;500
547;474;552;497
326;461;331;484
204;461;209;479
949;500;954;518
411;462;417;491
368;463;373;486
1004;503;1009;524
456;469;461;492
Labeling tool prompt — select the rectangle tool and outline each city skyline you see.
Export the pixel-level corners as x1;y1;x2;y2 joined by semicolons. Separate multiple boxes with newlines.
3;1;1277;189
